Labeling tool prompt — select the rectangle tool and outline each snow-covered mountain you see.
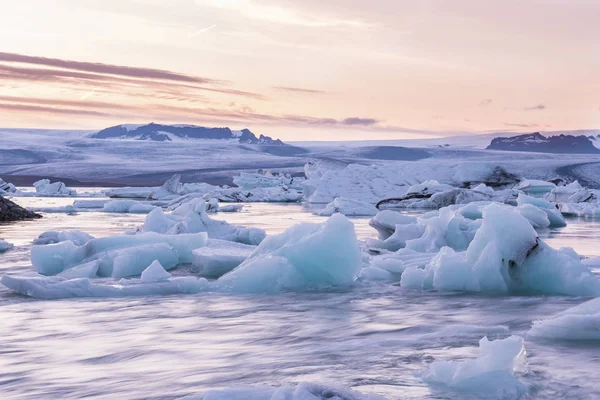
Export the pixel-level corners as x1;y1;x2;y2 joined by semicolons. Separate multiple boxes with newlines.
487;132;600;154
90;123;285;145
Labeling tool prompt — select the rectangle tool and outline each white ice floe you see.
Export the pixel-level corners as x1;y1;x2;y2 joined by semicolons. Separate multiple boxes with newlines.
233;170;304;190
31;232;207;277
303;163;410;204
529;297;600;341
423;335;527;399
218;214;362;293
315;197;378;217
101;199;158;213
181;382;386;400
514;179;556;196
140;199;265;245
398;204;600;295
0;239;14;253
0;274;210;299
33;230;95;246
192;239;255;278
33;179;77;197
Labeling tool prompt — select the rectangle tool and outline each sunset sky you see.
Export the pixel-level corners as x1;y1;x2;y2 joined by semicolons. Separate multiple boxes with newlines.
0;0;598;140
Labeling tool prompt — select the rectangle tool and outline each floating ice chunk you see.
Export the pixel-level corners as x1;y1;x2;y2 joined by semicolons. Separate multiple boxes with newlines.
367;223;425;252
315;197;378;217
141;260;172;282
33;230;95;246
110;243;179;278
192;239;255;278
357;266;394;281
423;335;527;399
58;260;99;279
0;239;14;253
408;204;600;295
544;180;590;203
102;200;157;213
558;202;600;217
33;179;77;197
369;210;417;240
515;179;556;195
400;266;427;289
529;297;600;341
183;381;386;400
218;214;361;292
105;187;156;199
405;207;481;253
218;204;243;212
232;171;301;190
0;274;209;299
140;199;265;245
72;199;108;209
206;186;303;203
32;232;207;276
516;193;566;227
406;180;454;196
29;205;79;214
517;204;550;229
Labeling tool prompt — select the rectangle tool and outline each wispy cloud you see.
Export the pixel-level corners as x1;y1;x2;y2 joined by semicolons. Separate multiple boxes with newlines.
342;117;379;126
523;104;546;111
504;122;538;128
0;59;266;100
0;52;218;84
479;99;492;106
273;86;328;94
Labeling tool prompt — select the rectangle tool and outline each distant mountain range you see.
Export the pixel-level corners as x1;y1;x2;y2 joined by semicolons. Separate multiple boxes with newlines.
90;123;285;145
487;132;600;154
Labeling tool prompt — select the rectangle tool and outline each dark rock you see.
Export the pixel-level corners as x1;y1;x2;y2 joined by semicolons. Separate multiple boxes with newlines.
91;123;285;145
487;132;600;154
0;196;42;222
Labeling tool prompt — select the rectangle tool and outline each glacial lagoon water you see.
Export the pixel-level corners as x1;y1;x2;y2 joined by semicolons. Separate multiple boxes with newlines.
1;196;600;399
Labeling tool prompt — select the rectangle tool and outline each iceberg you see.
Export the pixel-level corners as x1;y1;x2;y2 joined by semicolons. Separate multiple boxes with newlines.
516;194;566;227
514;179;556;196
529;297;600;341
31;232;208;276
101;199;157;213
376;181;518;210
217;214;362;293
139;199;265;245
315;197;378;217
192;239;255;278
0;239;14;253
399;204;600;295
33;230;95;246
33;179;77;197
138;198;266;245
423;335;527;399
233;170;304;190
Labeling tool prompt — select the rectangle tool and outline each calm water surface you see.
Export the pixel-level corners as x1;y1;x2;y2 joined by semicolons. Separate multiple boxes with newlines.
1;197;599;399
